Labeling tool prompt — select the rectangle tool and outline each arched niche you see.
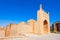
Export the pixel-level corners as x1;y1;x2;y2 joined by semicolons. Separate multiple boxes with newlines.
43;20;48;34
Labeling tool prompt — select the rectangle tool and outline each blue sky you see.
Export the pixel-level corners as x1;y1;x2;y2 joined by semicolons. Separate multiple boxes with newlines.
0;0;60;27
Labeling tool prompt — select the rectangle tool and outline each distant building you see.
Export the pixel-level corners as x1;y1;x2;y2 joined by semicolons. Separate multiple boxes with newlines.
0;4;50;37
52;21;60;32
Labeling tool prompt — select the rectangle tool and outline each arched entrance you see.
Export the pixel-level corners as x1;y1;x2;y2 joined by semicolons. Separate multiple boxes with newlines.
43;20;48;34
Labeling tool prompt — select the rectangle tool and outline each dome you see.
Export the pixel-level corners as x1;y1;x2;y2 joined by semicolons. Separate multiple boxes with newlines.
28;19;36;23
19;22;26;25
28;19;36;25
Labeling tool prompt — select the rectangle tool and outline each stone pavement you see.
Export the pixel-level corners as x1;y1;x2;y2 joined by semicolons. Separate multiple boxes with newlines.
0;33;60;40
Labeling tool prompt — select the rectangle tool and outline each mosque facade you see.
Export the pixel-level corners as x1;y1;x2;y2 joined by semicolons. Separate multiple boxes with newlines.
0;4;50;37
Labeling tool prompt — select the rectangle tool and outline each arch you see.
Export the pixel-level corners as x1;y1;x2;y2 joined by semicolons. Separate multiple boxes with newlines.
43;20;48;34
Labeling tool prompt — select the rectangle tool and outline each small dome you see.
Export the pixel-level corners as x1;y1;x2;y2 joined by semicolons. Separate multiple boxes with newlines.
28;19;36;25
19;22;26;25
0;27;4;30
28;19;36;23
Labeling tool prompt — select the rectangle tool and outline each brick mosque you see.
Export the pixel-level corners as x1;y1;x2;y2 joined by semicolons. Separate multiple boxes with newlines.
0;4;50;37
